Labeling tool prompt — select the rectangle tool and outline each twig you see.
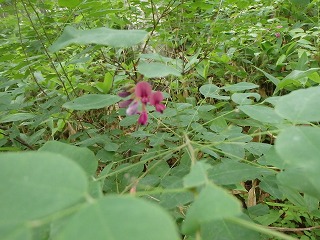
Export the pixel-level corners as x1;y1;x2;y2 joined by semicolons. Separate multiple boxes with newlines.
268;225;320;232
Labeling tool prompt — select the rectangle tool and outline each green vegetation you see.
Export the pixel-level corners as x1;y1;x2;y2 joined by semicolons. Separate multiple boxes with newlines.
1;0;320;239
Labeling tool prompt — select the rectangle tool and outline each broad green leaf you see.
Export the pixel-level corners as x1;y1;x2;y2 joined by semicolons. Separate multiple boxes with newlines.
208;161;273;185
200;215;259;240
183;161;212;188
282;68;320;82
39;141;98;176
137;62;181;78
55;196;180;240
221;82;259;92
275;126;320;167
278;167;320;199
0;223;31;240
238;105;283;124
199;84;220;98
275;86;320;122
231;93;261;105
182;184;242;234
0;152;87;225
275;126;320;198
58;0;81;8
49;26;148;52
63;94;121;110
0;113;36;123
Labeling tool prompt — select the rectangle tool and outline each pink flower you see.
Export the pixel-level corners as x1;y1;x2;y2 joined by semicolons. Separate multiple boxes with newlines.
126;101;139;115
275;32;281;38
138;111;148;125
117;81;166;125
135;81;152;104
150;91;166;113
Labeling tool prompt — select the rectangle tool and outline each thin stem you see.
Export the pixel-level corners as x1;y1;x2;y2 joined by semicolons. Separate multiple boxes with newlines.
227;217;298;240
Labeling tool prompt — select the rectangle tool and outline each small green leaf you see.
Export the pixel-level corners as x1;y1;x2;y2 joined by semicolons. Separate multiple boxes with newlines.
221;82;259;92
95;72;113;93
275;86;320;122
238;105;283;124
0;113;36;123
137;62;181;78
231;93;261;105
63;94;121;110
39;141;98;176
199;84;220;97
55;196;180;240
182;184;242;234
183;161;212;188
49;26;148;52
282;68;320;81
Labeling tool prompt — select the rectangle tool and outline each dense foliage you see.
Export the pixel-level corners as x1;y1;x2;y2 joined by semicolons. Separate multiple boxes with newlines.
1;0;320;239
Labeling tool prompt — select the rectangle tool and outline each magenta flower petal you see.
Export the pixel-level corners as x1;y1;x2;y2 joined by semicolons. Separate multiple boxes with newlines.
155;103;166;113
118;91;131;98
118;99;133;108
126;101;139;115
150;91;165;113
138;111;148;125
119;99;133;108
150;91;164;106
135;82;152;104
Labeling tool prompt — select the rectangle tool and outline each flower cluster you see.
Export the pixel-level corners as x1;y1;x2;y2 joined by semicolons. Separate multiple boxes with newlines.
118;81;166;125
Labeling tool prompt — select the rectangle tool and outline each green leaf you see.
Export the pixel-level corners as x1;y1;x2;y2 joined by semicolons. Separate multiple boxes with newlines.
182;184;242;234
49;26;148;52
0;152;87;225
208;161;273;185
282;68;320;82
221;82;259;92
275;86;320;122
275;126;320;167
275;126;320;198
199;84;220;97
200;215;260;240
39;141;98;176
95;72;113;93
1;223;31;240
254;67;280;86
0;113;36;123
278;167;320;199
183;161;212;188
58;0;81;8
137;62;181;78
55;196;180;240
199;84;229;100
238;105;283;124
231;93;261;105
63;94;121;110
